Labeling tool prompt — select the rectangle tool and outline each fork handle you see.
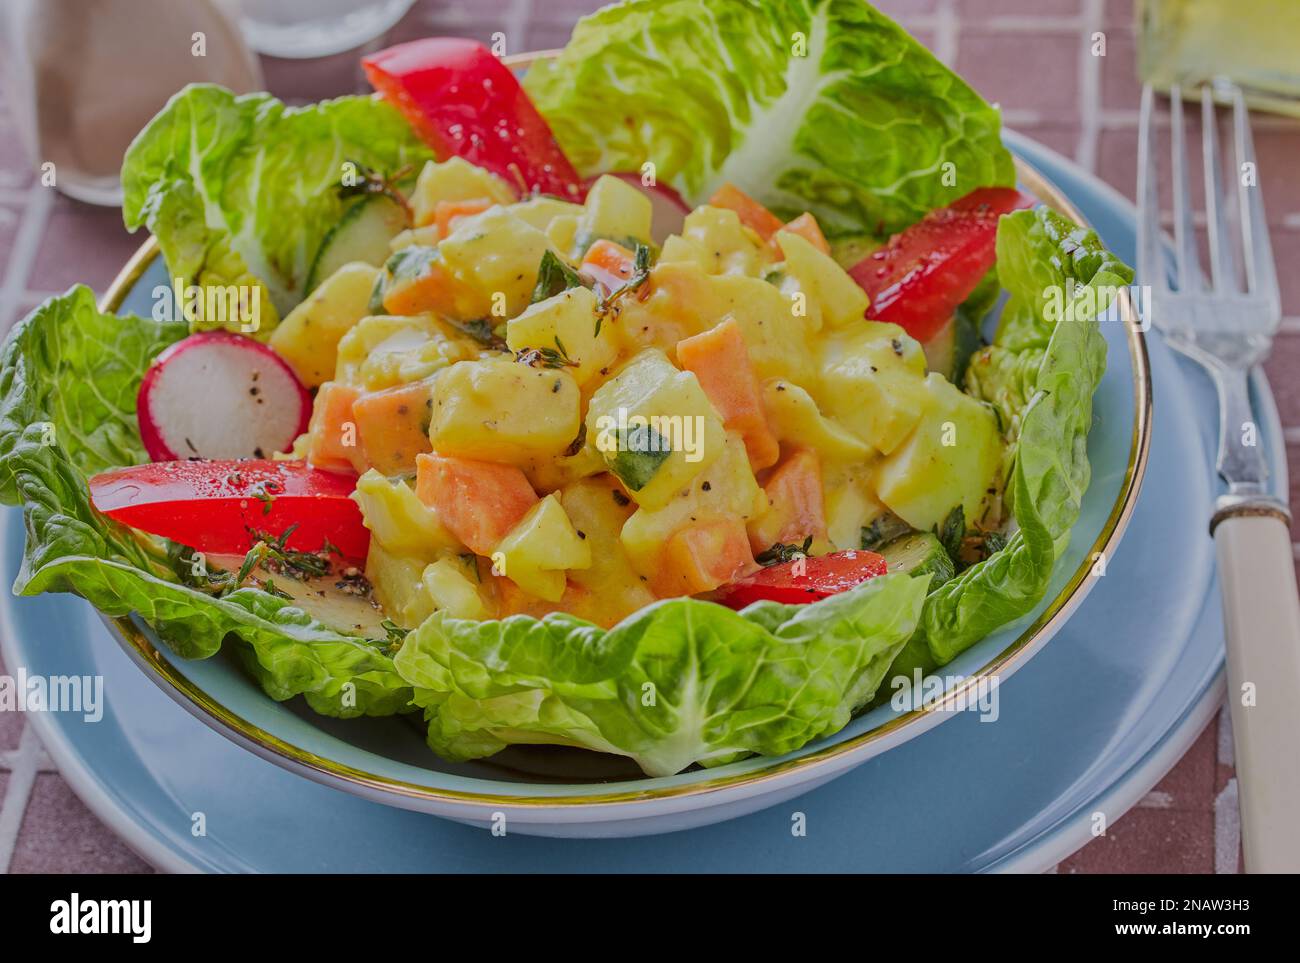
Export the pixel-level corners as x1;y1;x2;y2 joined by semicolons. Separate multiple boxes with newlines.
1213;501;1300;872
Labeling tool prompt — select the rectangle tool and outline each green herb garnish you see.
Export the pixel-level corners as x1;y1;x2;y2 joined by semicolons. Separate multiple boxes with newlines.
755;535;813;567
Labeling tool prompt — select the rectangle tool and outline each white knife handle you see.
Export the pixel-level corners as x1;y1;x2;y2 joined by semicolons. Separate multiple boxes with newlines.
1213;504;1300;873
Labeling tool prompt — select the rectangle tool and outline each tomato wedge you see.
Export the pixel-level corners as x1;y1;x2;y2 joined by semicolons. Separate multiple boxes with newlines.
711;550;888;610
849;187;1036;342
363;38;583;200
89;460;369;561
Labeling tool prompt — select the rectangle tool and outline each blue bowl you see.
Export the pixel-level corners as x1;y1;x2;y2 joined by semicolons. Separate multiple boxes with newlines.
75;131;1151;837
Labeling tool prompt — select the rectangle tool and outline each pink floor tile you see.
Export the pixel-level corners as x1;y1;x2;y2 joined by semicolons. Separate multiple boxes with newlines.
954;30;1082;119
1061;808;1216;873
25;193;141;295
959;0;1082;17
1099;25;1141;112
8;774;154;874
1148;718;1217;809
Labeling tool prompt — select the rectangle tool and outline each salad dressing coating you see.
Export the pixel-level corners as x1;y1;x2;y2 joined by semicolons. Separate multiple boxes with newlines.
274;161;1007;629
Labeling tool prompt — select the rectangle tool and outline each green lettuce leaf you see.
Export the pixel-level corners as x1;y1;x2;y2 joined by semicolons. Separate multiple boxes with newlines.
121;84;432;329
0;287;411;717
907;208;1132;666
395;572;929;776
524;0;1014;237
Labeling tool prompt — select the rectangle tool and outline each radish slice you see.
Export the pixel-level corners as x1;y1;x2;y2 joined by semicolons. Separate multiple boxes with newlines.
583;172;690;244
138;331;312;462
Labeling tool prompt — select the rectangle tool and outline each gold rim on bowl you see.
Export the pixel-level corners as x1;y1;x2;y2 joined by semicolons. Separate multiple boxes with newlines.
92;57;1152;810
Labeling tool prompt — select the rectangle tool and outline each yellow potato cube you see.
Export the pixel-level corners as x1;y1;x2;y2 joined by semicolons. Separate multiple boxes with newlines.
438;207;551;319
428;357;581;466
873;373;1004;531
506;286;619;386
270;262;379;387
410;157;516;227
496;494;592;602
422;557;487;620
619;431;764;579
586;349;725;510
577;174;653;249
816;320;930;455
366;542;434;629
776;230;869;328
352;469;460;559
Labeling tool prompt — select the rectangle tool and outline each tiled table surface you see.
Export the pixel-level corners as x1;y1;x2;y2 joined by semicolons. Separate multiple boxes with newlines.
0;0;1294;874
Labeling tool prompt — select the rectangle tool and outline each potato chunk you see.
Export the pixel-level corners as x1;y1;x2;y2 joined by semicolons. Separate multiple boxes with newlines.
428;357;581;466
270;262;378;387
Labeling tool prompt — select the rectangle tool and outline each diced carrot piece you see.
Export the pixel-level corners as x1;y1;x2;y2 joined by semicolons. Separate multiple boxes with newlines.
707;183;785;242
307;382;367;474
354;379;434;476
434;198;493;239
657;517;756;597
414;453;537;556
773;212;830;258
580;238;636;292
382;257;473;317
747;449;828;554
676;319;780;471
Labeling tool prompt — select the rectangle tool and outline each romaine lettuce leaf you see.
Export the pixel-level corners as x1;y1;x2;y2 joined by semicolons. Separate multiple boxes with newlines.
121;84;432;330
524;0;1014;237
0;287;411;717
395;572;929;776
911;208;1132;665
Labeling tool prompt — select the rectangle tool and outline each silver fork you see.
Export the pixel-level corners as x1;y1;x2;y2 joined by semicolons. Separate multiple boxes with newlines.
1139;81;1300;873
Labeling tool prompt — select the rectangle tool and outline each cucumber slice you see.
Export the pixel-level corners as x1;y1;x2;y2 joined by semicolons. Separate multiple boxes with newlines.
878;531;955;587
307;195;410;294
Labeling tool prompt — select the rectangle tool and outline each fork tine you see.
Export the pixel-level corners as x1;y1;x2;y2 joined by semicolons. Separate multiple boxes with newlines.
1201;86;1237;292
1231;82;1281;307
1169;86;1203;291
1137;85;1168;292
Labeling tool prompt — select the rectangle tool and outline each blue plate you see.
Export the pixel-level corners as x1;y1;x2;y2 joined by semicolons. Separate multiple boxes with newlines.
0;136;1279;870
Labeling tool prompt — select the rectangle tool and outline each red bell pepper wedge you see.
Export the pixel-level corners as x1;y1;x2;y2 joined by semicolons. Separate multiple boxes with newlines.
711;550;888;609
89;460;370;561
849;187;1036;343
363;38;583;200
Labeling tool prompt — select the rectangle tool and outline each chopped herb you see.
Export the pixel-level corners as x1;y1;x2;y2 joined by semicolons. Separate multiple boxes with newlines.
594;242;653;336
936;506;966;565
607;424;672;490
245;525;333;580
563;422;588;458
260;578;294;600
861;513;913;550
458;552;482;582
457;317;507;349
336;160;413;215
515;337;577;370
755;535;813;567
531;249;586;303
380;619;409;645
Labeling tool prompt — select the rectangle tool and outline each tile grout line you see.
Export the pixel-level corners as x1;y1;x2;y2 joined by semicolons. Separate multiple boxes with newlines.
1075;0;1105;172
507;0;533;47
0;725;43;873
932;0;958;66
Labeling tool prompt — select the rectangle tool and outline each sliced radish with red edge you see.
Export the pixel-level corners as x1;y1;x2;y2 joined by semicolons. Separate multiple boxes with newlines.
138;331;311;463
